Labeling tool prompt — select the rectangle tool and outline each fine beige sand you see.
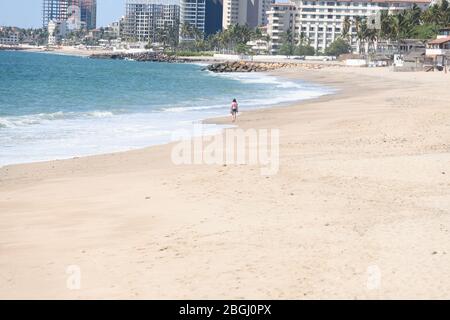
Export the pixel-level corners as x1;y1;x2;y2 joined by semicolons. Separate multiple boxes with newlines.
1;66;450;299
17;45;112;57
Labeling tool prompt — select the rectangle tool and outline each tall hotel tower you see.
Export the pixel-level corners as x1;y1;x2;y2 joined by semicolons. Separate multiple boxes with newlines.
79;0;97;30
180;0;223;39
222;0;272;29
42;0;68;27
180;0;206;39
42;0;97;30
205;0;223;35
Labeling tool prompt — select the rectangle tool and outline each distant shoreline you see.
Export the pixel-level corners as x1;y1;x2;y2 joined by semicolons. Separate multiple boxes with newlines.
1;45;347;68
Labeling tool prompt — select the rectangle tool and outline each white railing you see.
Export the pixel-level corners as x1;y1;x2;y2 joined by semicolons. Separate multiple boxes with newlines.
426;48;449;56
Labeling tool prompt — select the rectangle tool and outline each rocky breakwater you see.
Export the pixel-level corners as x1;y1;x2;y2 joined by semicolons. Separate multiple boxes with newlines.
90;52;189;63
207;61;291;73
206;60;343;73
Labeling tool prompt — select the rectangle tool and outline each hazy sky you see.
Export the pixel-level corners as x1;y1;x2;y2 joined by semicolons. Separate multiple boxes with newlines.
0;0;286;29
0;0;127;28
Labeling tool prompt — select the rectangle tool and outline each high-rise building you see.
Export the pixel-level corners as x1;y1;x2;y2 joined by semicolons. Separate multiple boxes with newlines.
79;0;97;30
267;2;297;54
222;0;272;30
43;0;68;28
205;0;223;36
180;0;223;39
180;0;206;40
223;0;248;28
123;0;180;43
261;0;273;25
42;0;97;30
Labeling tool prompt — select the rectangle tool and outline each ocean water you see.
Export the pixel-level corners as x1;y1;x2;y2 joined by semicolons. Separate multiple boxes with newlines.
0;51;332;166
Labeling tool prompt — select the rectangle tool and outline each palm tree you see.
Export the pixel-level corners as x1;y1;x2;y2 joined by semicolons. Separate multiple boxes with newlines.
298;31;306;45
155;27;168;49
379;10;390;40
354;16;364;54
410;4;422;25
219;29;230;52
365;25;378;54
341;16;351;42
252;27;264;41
439;0;450;26
192;26;204;49
166;24;179;51
279;30;295;56
180;22;193;41
422;4;441;25
206;33;220;52
397;10;415;39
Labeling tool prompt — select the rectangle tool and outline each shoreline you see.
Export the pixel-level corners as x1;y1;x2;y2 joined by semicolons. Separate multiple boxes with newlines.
0;62;334;169
1;66;450;299
3;45;345;66
1;45;94;57
0;88;335;170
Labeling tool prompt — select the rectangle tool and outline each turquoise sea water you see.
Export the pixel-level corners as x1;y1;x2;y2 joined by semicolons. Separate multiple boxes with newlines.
0;51;331;166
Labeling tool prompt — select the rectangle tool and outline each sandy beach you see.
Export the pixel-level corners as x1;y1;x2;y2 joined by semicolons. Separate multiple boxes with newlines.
1;66;450;299
18;45;112;57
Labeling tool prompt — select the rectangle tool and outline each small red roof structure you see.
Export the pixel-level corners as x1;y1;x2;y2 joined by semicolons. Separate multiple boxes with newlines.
428;36;450;45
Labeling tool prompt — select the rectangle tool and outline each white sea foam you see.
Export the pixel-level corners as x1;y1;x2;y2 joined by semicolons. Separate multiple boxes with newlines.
162;104;225;113
0;110;227;166
217;72;282;85
85;111;115;118
0;118;13;128
0;110;117;128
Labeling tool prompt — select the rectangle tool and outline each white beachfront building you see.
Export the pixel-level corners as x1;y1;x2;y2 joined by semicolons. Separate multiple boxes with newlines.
427;27;450;55
426;27;450;67
266;0;432;54
122;0;180;43
267;2;298;54
0;33;19;45
295;0;431;53
48;20;58;46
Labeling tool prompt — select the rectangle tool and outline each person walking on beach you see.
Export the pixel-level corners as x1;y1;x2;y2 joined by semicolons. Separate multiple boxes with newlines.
230;99;239;122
